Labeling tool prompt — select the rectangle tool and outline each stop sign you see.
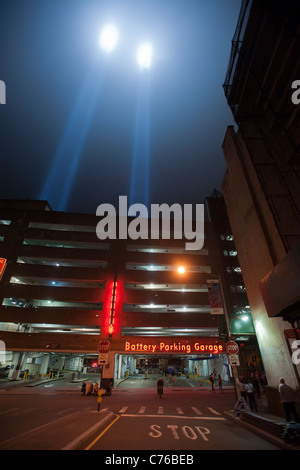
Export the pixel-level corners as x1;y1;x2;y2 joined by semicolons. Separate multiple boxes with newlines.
226;341;239;355
98;340;110;353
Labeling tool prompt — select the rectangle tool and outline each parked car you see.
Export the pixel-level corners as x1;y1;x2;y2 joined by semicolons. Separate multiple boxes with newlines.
0;365;11;378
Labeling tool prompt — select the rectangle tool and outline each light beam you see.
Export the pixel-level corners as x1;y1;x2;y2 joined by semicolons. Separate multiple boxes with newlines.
99;24;119;53
137;42;153;69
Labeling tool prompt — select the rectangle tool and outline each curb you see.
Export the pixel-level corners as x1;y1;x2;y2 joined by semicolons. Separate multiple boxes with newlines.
224;411;297;450
61;411;114;450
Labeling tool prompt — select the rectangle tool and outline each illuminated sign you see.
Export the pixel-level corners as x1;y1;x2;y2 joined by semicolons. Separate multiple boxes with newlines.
123;338;224;355
0;258;7;281
101;278;123;338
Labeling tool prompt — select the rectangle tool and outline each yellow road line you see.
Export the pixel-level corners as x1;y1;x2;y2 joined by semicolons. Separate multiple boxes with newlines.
85;414;120;450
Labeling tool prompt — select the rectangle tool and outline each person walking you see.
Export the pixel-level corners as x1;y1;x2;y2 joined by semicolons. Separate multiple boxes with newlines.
240;380;248;404
157;377;164;396
278;378;300;423
218;374;222;390
245;379;257;411
209;373;215;391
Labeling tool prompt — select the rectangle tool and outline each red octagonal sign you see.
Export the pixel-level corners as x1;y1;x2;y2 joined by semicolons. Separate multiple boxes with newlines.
98;340;110;353
226;341;239;355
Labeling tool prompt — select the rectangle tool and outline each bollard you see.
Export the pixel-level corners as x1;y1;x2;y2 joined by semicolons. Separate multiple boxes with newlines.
97;390;103;412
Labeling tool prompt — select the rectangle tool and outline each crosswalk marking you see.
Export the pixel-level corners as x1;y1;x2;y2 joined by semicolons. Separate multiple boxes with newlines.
0;405;223;418
176;407;184;415
119;406;128;413
191;407;202;415
207;407;221;415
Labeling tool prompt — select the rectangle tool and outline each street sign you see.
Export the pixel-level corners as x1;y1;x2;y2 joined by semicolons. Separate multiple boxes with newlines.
226;341;239;355
229;354;240;366
98;340;110;353
98;353;108;365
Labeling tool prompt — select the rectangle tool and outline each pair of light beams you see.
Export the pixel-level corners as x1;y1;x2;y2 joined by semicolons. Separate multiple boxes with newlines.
39;23;152;211
99;24;154;69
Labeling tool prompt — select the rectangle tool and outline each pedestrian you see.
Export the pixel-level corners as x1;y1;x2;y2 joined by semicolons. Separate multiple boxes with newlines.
209;373;215;390
218;374;222;390
245;379;257;411
157;377;164;395
278;378;300;423
253;375;261;398
239;380;247;404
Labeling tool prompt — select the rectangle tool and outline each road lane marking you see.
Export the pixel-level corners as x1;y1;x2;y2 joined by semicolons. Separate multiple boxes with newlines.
85;414;120;451
207;407;221;415
158;406;163;414
120;414;225;420
191;407;202;415
119;406;128;413
138;406;146;414
0;408;18;415
57;408;74;415
11;408;37;416
176;407;184;415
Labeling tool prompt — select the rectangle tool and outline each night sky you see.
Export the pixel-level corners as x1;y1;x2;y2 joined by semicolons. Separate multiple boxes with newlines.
0;0;240;215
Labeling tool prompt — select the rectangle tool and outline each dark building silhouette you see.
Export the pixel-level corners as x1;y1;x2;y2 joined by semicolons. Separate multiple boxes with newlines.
222;0;300;412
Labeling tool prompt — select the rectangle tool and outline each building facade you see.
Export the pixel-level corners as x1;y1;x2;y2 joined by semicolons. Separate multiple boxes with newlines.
205;190;264;381
222;0;300;411
0;198;258;387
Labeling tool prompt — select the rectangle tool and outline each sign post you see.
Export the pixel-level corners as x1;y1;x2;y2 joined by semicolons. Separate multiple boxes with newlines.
226;341;240;399
98;341;111;390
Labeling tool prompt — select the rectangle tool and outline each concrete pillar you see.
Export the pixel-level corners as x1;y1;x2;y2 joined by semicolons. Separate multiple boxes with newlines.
40;354;50;375
10;352;26;380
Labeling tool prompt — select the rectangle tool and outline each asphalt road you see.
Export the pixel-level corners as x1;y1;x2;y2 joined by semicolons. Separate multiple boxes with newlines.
0;373;282;451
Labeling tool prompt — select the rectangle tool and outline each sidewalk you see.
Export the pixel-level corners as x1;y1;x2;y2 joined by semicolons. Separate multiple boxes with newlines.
224;398;300;450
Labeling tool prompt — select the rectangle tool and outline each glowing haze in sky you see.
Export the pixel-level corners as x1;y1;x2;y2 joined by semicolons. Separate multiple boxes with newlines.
0;0;240;213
